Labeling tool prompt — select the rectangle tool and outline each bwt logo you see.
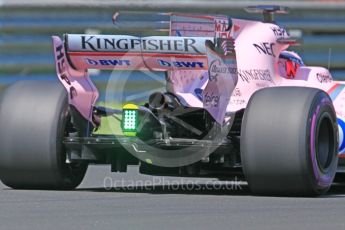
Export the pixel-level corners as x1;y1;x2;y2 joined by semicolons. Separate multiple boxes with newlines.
158;59;204;68
86;58;131;66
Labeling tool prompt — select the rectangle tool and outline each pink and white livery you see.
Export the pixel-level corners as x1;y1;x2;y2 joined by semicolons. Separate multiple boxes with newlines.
0;5;343;196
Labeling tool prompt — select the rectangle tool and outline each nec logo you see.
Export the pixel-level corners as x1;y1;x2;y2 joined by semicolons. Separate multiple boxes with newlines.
253;43;275;57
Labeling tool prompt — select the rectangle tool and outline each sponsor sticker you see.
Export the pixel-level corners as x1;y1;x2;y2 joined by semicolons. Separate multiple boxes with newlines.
317;73;332;83
209;59;237;81
158;59;204;68
85;58;131;66
204;92;220;107
203;41;238;124
232;88;241;97
271;26;288;37
253;42;275;57
237;69;273;83
69;35;206;54
229;99;246;105
55;44;77;99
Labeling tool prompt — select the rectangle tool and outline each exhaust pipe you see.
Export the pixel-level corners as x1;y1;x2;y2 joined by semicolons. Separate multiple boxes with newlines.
148;92;180;110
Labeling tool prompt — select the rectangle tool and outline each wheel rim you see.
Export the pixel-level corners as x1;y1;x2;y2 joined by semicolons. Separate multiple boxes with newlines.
315;114;335;172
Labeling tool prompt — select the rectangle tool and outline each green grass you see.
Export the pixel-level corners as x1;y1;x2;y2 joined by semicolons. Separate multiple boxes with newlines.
95;115;122;135
94;101;123;135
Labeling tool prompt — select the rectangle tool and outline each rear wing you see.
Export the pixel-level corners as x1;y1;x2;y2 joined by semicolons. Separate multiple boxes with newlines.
170;13;231;38
52;12;235;125
65;11;232;71
112;11;231;38
65;34;210;71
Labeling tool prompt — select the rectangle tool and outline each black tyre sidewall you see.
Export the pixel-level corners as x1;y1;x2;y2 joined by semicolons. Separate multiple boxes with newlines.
0;81;87;189
241;87;338;196
302;92;338;195
54;96;88;190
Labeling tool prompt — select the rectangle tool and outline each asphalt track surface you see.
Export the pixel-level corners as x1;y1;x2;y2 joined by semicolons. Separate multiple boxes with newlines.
1;165;345;230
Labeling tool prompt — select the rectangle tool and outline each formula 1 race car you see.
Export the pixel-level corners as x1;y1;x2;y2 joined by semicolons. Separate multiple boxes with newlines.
0;5;343;196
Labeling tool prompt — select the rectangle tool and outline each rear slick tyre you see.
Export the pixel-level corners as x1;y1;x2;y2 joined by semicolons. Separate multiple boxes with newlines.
0;81;87;190
241;87;338;196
